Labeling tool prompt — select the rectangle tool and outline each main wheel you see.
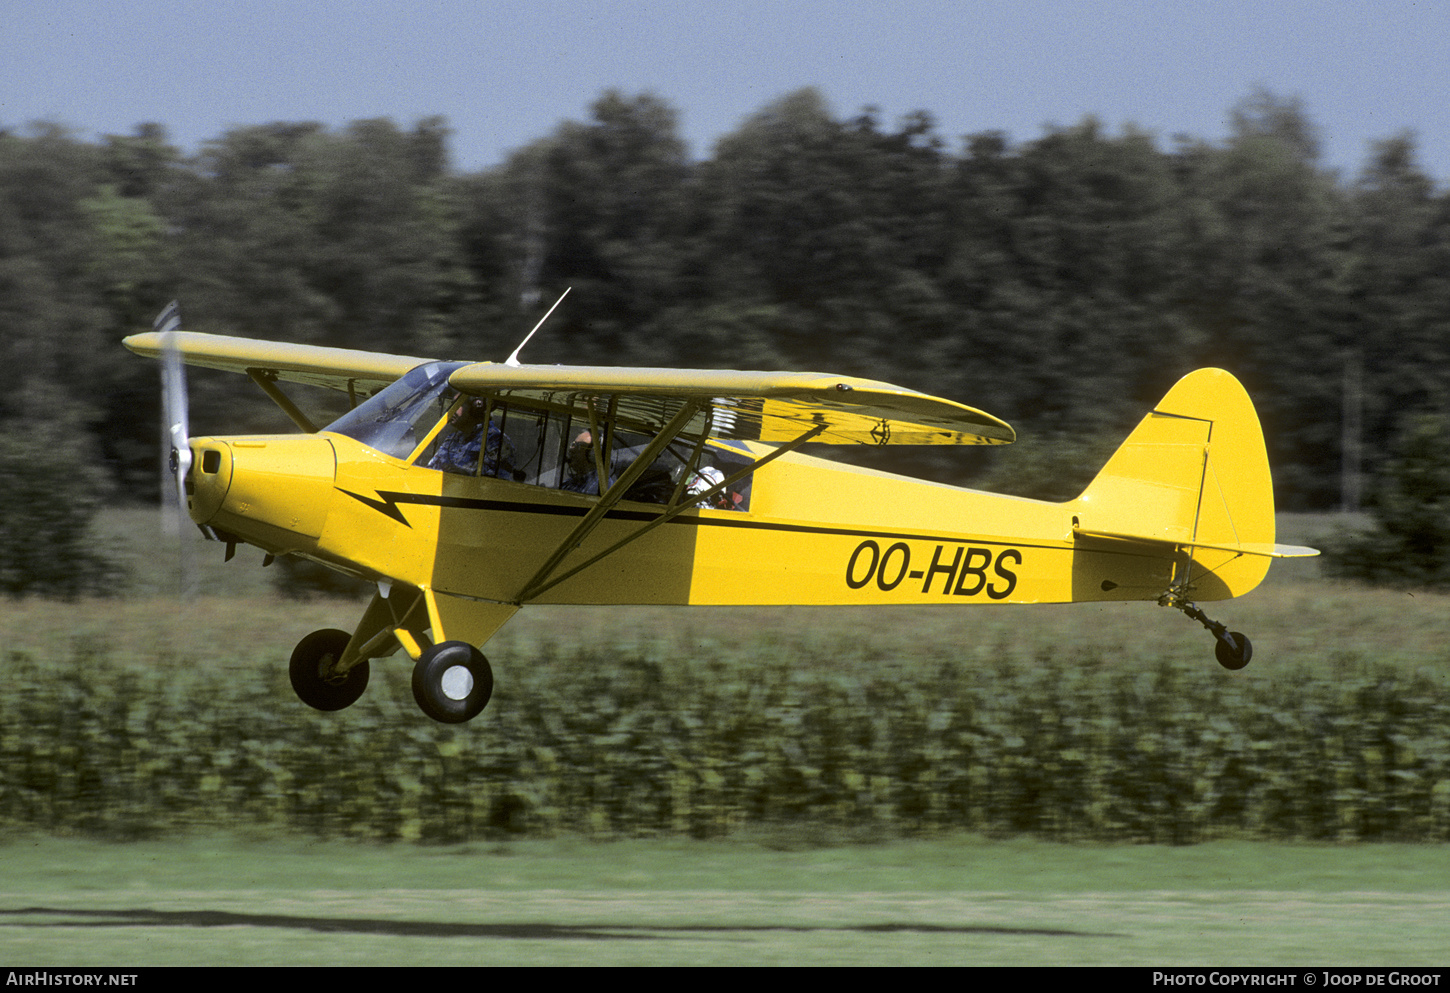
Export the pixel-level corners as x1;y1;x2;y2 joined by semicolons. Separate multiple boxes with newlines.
290;628;370;711
412;641;494;723
1215;631;1253;671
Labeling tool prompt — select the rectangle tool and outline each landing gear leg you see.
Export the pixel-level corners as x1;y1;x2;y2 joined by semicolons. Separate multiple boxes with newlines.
1166;598;1253;671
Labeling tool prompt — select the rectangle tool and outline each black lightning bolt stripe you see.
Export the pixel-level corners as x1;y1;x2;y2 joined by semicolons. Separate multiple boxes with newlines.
337;489;600;528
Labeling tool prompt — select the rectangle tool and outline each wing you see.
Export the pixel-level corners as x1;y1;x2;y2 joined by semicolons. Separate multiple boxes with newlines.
446;363;1015;446
122;330;435;401
122;333;1016;445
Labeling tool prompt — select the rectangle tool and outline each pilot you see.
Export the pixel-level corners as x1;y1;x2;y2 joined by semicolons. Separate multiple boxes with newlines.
561;430;615;494
428;396;521;479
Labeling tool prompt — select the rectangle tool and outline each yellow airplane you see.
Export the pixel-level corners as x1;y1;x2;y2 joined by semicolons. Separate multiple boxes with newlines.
125;302;1318;724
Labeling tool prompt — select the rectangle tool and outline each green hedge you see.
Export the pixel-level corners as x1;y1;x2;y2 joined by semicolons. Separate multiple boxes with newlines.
3;642;1449;843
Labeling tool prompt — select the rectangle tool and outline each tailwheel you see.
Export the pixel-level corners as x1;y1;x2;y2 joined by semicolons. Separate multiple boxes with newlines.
290;628;370;711
1167;598;1254;671
1214;631;1252;671
412;640;494;724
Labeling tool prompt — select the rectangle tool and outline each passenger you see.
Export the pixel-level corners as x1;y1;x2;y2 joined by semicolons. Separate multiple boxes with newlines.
687;465;732;509
561;430;615;494
428;396;520;479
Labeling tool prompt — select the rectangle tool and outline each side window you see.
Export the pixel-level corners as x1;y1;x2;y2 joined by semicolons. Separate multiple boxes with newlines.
606;433;753;511
415;397;753;511
415;396;521;479
692;445;753;512
418;398;572;485
494;404;567;485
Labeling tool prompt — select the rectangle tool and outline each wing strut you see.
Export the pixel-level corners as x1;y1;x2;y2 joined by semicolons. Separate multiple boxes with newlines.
512;400;706;602
514;421;828;604
247;369;319;432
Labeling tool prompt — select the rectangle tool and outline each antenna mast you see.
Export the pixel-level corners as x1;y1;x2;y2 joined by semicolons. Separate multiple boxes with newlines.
506;287;571;367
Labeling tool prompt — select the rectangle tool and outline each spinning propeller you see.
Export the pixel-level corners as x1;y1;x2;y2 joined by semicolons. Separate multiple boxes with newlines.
154;301;198;594
156;300;190;515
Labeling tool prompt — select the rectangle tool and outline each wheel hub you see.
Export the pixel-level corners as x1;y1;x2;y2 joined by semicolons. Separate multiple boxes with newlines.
440;664;474;701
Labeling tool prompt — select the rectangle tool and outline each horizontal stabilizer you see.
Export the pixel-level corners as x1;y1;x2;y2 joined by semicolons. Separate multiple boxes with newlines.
1073;526;1320;559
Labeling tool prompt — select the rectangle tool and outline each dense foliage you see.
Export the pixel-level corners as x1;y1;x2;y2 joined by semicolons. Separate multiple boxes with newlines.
0;392;120;598
1323;414;1450;587
4;639;1449;844
3;87;1448;515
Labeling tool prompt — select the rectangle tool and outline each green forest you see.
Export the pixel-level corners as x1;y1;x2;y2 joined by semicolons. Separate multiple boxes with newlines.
3;86;1448;516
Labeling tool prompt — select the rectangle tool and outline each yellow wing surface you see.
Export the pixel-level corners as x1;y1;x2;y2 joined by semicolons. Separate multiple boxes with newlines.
122;330;434;402
449;363;1015;446
122;330;1015;447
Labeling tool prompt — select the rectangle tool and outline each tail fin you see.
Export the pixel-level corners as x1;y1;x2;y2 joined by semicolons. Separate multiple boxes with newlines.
1071;368;1316;600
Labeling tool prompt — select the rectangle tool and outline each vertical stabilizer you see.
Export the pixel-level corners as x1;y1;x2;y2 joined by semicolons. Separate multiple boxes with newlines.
1071;369;1279;599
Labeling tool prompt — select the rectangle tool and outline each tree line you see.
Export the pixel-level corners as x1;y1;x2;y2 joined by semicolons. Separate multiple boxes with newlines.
3;87;1448;519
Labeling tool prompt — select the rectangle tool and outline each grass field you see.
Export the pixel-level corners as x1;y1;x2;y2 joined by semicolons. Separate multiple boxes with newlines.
3;835;1449;966
2;509;1448;966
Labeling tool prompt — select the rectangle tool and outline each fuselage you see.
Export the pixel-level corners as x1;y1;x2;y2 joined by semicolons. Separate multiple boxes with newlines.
183;428;1200;610
178;358;1274;611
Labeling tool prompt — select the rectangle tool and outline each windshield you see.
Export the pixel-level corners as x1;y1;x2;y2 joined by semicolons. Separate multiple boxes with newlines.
323;361;466;460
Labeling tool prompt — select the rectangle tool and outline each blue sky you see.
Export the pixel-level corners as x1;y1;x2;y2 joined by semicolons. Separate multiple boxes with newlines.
5;0;1448;182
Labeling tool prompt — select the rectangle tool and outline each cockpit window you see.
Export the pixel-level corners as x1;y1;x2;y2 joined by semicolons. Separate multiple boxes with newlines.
327;368;754;511
322;361;466;460
414;396;753;511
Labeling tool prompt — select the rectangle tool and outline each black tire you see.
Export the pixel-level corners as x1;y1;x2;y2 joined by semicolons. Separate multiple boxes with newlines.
289;628;369;711
412;641;493;724
1215;631;1252;671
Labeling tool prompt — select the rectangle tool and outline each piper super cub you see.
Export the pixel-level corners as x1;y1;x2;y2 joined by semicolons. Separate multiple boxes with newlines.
125;301;1317;724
